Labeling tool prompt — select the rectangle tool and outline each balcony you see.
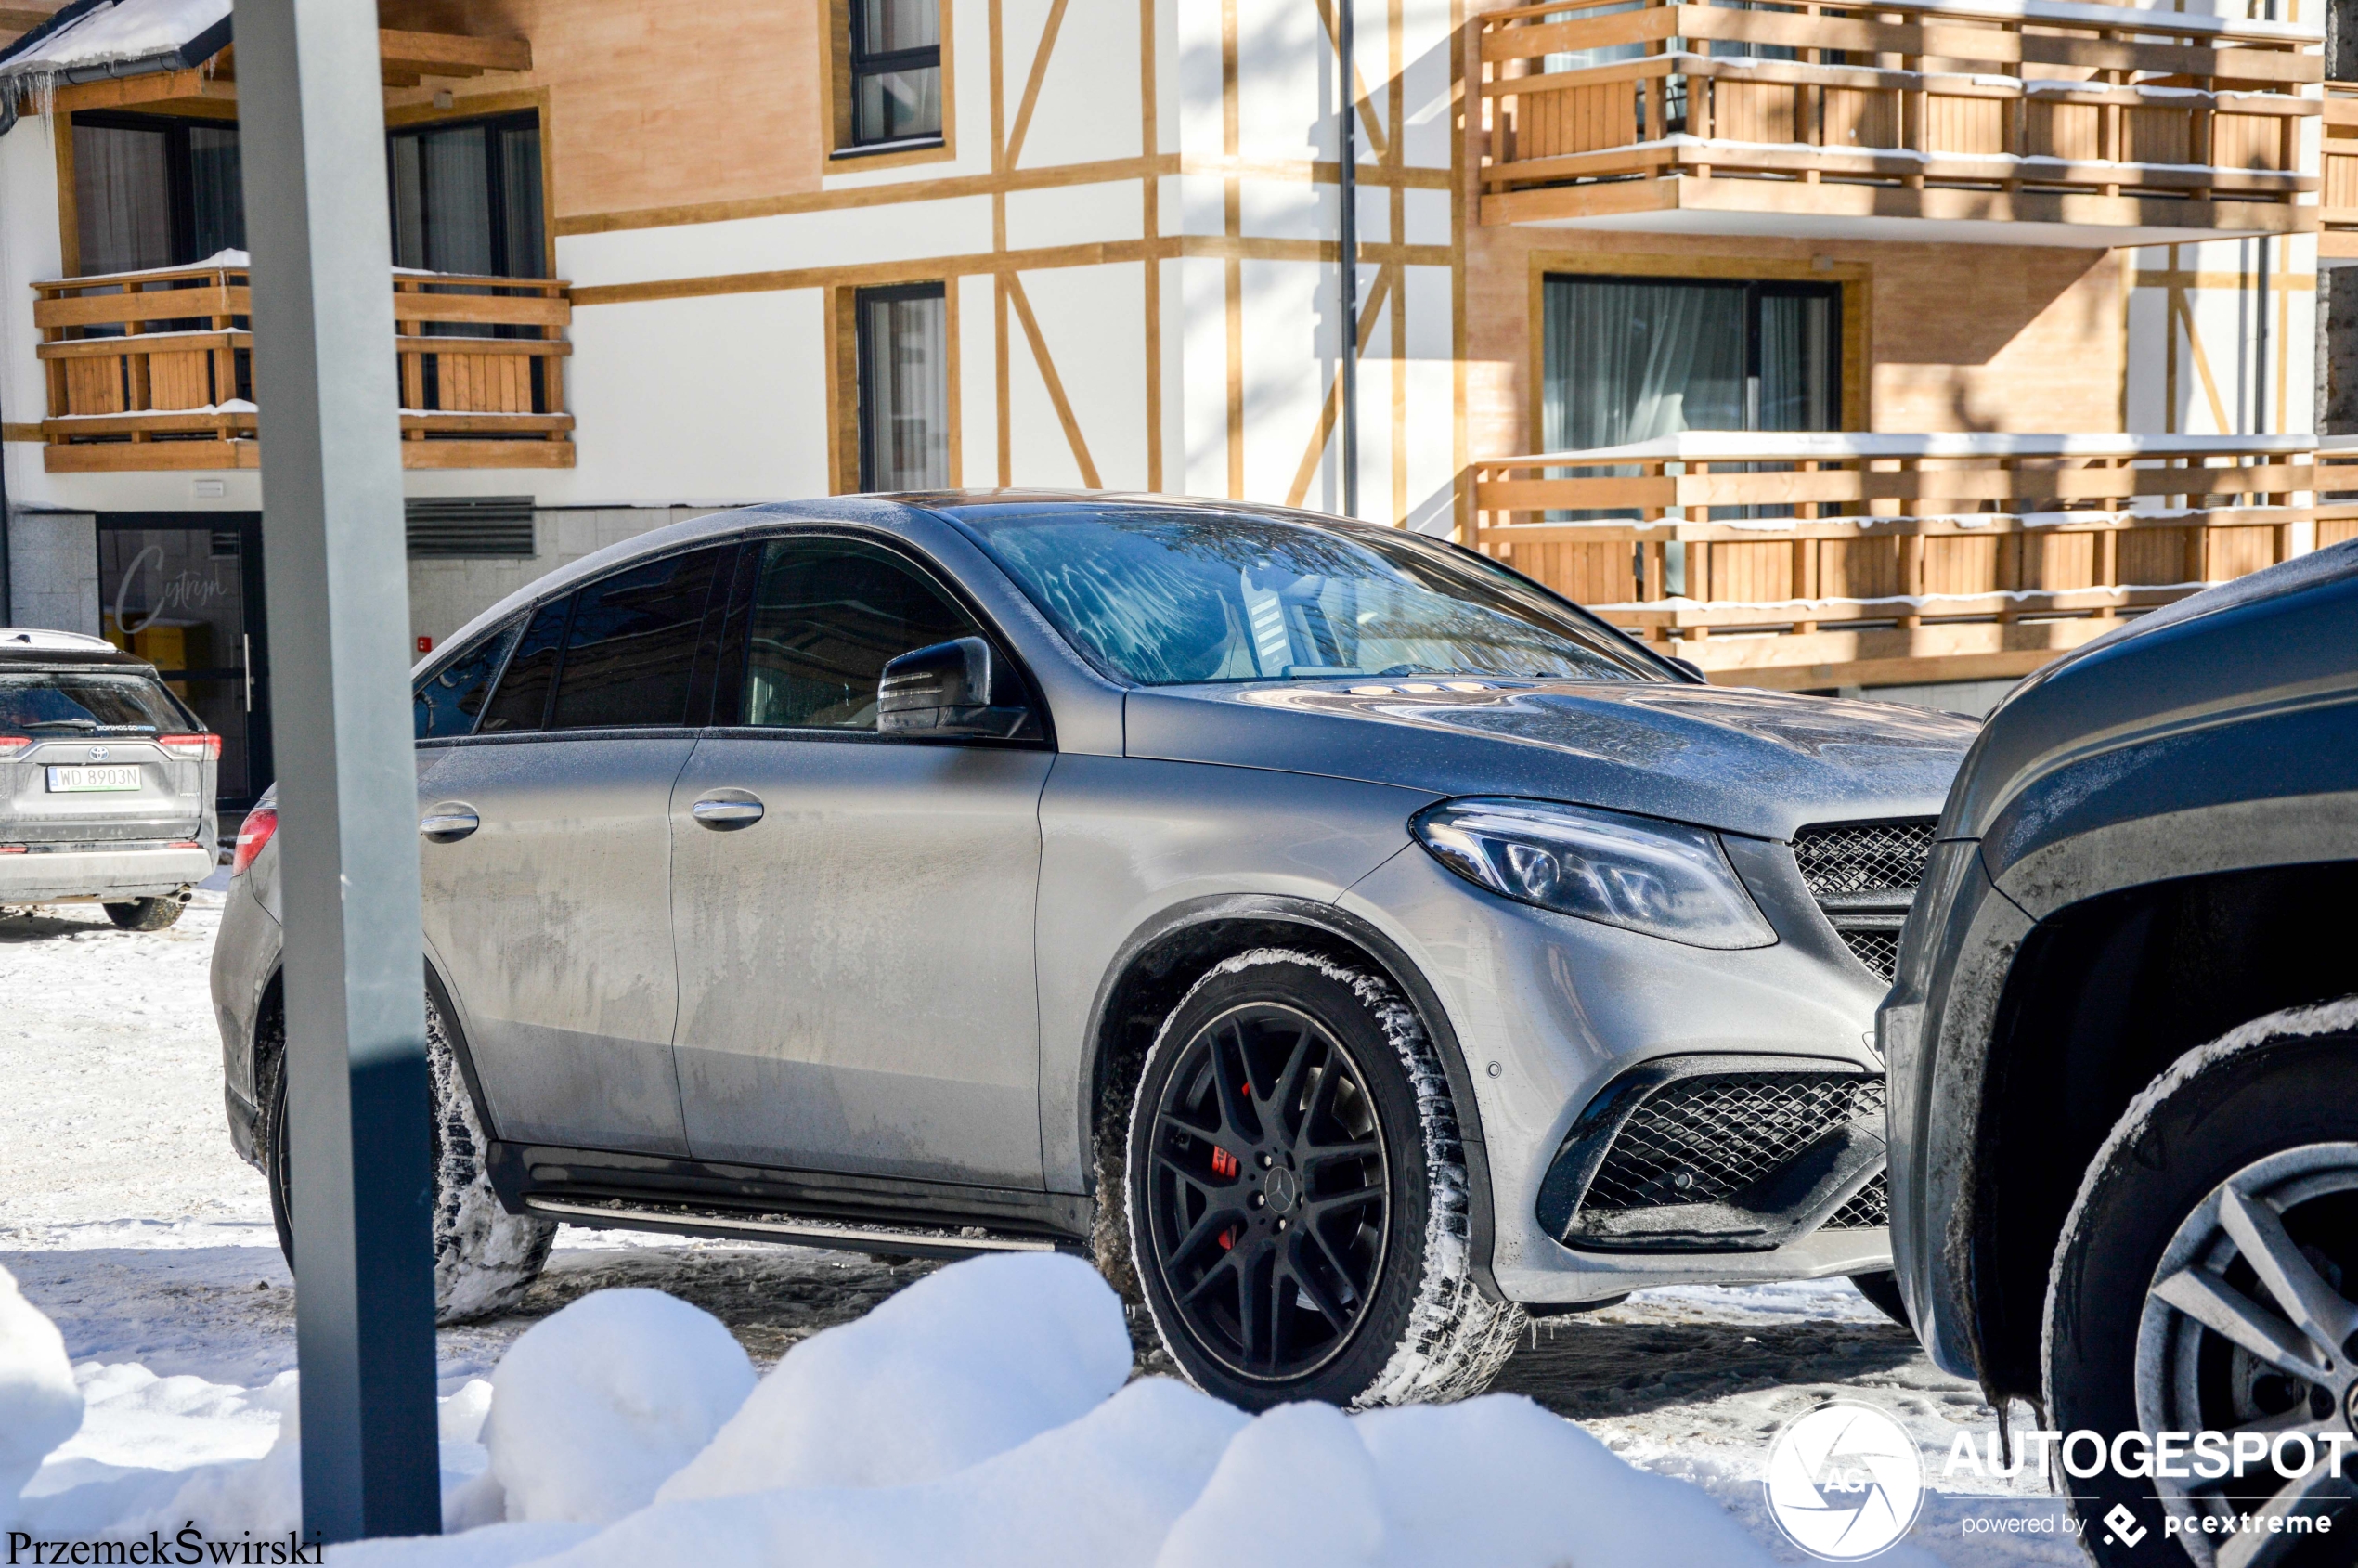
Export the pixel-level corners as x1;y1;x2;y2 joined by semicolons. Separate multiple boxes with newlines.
30;260;574;473
1471;433;2358;688
2325;82;2358;256
1477;0;2322;244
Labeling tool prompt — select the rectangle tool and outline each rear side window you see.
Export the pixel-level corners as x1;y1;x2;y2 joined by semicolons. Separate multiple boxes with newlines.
548;549;726;730
0;670;191;732
476;599;570;733
741;537;980;730
414;618;522;740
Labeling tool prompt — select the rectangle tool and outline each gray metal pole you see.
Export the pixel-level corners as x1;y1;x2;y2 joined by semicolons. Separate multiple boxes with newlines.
234;0;441;1542
1338;0;1359;519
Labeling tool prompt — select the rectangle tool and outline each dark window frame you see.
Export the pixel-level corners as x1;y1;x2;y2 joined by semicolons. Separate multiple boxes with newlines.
854;280;950;492
846;0;945;150
712;525;1052;748
1541;271;1843;435
383;109;548;280
69;109;246;273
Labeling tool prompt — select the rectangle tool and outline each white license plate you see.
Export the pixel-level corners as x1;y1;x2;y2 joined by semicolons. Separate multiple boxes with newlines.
45;765;143;793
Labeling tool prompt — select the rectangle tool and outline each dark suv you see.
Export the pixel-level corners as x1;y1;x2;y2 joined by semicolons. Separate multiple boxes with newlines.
1883;540;2358;1562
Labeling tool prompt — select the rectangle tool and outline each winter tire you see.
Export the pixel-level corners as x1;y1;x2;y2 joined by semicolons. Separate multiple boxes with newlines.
2042;1000;2358;1566
266;989;554;1323
1850;1269;1912;1330
104;897;182;930
1126;948;1525;1411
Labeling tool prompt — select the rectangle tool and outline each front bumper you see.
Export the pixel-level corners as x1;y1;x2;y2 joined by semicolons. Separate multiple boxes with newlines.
1339;837;1896;1303
0;843;213;902
210;861;282;1172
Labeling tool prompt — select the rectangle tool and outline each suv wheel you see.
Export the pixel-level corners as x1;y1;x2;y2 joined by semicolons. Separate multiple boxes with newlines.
266;990;555;1323
2043;1001;2358;1563
1124;949;1525;1410
104;897;182;931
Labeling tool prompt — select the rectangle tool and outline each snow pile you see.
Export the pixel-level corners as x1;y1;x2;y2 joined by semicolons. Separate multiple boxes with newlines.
1;1264;82;1528
473;1289;754;1525
7;1254;1776;1567
658;1251;1130;1500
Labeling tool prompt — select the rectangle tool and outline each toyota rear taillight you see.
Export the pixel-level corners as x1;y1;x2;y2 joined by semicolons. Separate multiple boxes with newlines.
162;733;222;760
231;804;278;877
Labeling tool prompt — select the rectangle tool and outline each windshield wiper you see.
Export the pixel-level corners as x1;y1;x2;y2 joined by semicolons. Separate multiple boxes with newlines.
20;718;99;731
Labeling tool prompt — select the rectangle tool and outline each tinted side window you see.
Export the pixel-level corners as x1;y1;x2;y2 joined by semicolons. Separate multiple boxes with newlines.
547;548;725;731
742;538;979;730
413;618;521;739
476;599;570;733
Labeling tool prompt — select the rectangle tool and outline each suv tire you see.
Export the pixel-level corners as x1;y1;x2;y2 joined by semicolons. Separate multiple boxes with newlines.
266;990;555;1323
2042;1000;2358;1564
104;897;182;931
1124;949;1525;1410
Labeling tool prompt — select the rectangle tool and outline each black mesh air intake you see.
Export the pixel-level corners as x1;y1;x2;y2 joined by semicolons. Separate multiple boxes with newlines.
1581;1072;1886;1212
1825;1171;1889;1230
1536;1060;1891;1252
1791;819;1936;982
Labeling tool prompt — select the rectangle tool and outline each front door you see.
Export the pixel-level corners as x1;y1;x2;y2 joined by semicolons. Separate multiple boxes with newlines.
97;513;270;810
416;545;731;1157
669;533;1051;1188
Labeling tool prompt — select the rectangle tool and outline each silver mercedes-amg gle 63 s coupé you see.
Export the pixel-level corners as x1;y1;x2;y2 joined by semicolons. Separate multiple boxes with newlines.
213;493;1974;1409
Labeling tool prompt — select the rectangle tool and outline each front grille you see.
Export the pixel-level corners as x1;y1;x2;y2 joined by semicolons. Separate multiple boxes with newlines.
1825;1171;1889;1230
1581;1072;1886;1213
1792;819;1936;981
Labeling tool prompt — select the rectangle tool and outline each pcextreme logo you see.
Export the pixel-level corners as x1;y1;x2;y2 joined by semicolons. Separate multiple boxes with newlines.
1764;1401;1927;1560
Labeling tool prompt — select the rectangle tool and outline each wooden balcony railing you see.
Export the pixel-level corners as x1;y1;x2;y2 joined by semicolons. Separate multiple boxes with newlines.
1478;0;2322;237
31;260;574;472
1471;434;2358;688
2324;81;2358;255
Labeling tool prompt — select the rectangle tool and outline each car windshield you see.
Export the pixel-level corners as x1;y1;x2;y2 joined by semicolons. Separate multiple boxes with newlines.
0;670;190;732
949;507;1663;686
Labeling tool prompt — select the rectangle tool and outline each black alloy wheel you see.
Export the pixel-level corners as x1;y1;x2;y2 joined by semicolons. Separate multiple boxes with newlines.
1141;1002;1392;1384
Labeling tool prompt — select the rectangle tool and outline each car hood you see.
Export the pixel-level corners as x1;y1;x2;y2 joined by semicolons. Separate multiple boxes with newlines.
1123;680;1977;840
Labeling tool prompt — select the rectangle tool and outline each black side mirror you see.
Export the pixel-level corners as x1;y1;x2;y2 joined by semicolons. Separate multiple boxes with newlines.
878;637;1035;739
1670;656;1707;682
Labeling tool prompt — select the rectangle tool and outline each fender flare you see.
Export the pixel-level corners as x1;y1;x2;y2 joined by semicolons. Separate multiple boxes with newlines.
1071;891;1500;1297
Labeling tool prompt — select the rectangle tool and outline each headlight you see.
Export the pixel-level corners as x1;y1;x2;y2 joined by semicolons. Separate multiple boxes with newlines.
1411;797;1775;950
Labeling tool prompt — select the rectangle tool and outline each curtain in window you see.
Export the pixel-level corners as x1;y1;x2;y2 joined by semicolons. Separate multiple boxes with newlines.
854;0;942;142
1543;278;1746;453
860;290;949;491
74;123;173;276
499;125;545;279
187;125;243;259
391;124;495;276
1758;292;1836;431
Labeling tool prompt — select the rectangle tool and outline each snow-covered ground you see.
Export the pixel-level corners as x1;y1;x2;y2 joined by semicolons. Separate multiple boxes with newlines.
1;895;2079;1563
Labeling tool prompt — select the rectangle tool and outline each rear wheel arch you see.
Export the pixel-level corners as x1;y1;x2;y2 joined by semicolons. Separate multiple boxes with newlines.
1968;858;2358;1400
1078;896;1497;1299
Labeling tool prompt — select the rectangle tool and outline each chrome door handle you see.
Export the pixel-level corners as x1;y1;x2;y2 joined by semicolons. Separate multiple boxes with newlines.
692;794;764;830
419;808;479;843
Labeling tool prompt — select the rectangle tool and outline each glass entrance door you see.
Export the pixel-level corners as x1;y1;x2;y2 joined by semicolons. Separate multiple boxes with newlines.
97;513;271;810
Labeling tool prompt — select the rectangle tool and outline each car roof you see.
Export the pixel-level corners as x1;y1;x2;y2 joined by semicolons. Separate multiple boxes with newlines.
0;628;158;671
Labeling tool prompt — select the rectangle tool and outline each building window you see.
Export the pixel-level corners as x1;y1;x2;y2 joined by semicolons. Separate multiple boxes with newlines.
71;112;245;276
849;0;943;149
1542;274;1840;448
387;111;546;279
856;283;949;491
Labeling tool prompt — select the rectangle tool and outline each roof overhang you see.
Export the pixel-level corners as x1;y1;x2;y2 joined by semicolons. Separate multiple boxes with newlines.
0;0;529;132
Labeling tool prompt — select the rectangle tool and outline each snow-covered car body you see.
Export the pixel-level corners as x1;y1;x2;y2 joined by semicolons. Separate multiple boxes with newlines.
214;494;1972;1322
2;629;216;909
1881;539;2358;1398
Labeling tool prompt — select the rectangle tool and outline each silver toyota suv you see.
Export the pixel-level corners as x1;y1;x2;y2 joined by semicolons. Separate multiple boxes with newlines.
211;495;1975;1408
4;628;218;929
